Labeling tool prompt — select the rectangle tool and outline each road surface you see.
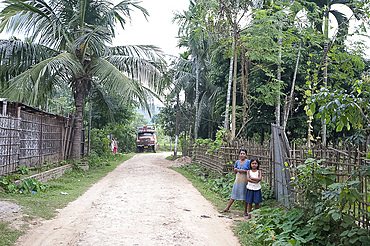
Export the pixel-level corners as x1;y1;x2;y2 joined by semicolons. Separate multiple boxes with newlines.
14;152;240;246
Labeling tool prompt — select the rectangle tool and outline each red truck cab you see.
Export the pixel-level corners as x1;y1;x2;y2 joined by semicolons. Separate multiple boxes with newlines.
136;126;158;152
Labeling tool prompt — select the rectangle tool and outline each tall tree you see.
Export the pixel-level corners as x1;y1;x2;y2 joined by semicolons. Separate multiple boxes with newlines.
174;0;212;141
0;0;166;159
217;0;257;138
305;0;363;146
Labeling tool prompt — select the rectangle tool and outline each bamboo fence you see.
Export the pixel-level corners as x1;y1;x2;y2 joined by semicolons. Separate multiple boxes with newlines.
0;100;79;176
187;139;370;230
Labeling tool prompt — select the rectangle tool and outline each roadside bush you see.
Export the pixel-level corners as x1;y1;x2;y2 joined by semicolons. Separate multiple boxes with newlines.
205;172;235;198
90;123;137;155
16;166;29;175
18;178;48;193
0;175;47;194
90;128;114;156
261;182;274;200
0;175;19;193
236;158;370;245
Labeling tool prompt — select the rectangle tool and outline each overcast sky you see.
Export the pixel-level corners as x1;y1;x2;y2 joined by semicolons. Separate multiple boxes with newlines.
0;0;367;58
113;0;190;57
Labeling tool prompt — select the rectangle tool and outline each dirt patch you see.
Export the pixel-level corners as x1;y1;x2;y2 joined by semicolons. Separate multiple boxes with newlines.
9;152;240;246
172;155;192;167
0;200;43;231
0;201;24;230
0;201;22;222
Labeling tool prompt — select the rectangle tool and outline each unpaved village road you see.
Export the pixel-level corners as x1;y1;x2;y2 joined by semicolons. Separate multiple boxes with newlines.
15;153;240;246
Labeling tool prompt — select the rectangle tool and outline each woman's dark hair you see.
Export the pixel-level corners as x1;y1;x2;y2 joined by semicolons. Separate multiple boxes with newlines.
250;157;260;170
239;148;247;154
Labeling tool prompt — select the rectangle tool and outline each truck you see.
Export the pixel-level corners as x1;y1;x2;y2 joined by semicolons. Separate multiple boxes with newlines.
136;126;158;153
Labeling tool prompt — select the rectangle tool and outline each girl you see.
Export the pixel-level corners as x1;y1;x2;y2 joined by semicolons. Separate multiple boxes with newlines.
245;157;262;219
220;149;250;215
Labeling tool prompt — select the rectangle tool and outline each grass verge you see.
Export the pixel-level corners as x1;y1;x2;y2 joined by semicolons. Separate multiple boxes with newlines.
0;153;134;246
0;222;24;246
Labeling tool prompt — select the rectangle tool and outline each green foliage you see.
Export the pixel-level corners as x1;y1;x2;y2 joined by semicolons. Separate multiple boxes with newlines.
289;158;337;206
235;157;370;245
90;128;113;156
237;201;370;245
90;122;137;155
0;175;19;193
261;182;274;200
86;153;104;168
312;76;370;139
153;125;178;152
194;127;229;154
166;155;182;161
16;166;29;175
205;172;235;198
18;178;47;194
0;174;47;194
180;138;190;154
153;105;177;137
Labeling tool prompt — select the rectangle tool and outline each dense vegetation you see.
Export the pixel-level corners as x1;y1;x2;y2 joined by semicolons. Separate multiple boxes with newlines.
157;0;370;149
176;162;370;246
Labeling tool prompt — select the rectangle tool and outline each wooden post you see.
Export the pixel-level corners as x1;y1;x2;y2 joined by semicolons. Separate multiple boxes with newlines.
2;101;7;115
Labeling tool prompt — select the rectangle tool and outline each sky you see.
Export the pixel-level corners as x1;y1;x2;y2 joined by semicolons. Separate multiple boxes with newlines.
112;0;190;57
0;0;367;58
0;0;190;57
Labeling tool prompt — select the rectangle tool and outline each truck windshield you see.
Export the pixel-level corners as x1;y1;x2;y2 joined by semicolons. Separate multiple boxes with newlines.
139;133;153;137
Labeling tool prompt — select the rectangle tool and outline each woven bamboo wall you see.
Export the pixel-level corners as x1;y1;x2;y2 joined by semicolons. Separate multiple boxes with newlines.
0;101;71;176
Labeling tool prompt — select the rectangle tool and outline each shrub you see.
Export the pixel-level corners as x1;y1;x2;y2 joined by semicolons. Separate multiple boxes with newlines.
18;178;47;193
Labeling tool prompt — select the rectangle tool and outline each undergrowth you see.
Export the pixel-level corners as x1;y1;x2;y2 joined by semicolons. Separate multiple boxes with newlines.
174;160;370;246
234;158;370;246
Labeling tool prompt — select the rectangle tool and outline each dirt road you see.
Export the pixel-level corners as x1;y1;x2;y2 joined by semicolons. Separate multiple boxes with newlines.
14;153;240;246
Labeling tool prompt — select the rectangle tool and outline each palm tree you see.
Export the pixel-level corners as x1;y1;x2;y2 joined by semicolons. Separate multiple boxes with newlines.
305;0;360;146
0;0;166;159
174;0;210;141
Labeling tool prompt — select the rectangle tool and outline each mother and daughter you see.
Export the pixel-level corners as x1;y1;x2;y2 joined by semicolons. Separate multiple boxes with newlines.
220;149;262;219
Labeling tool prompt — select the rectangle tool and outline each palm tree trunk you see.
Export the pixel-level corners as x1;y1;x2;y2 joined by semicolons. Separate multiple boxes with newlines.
72;79;86;160
230;0;239;140
276;23;282;126
224;49;234;129
194;56;200;141
174;93;179;160
231;26;238;139
88;100;92;156
241;45;249;123
322;4;330;147
322;41;328;146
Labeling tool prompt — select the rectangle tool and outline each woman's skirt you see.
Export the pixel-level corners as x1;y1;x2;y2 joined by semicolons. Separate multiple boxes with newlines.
230;173;248;200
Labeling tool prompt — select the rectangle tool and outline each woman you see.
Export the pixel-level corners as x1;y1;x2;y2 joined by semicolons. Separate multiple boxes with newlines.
220;149;250;216
113;138;118;154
